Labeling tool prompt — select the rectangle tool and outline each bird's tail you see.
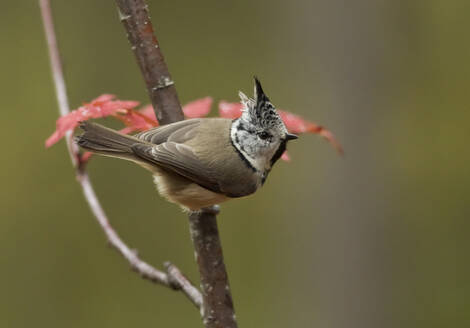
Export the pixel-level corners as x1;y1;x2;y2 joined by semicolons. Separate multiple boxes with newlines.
75;121;145;160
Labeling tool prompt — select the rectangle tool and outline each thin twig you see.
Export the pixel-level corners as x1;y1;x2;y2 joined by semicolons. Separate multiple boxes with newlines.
39;0;202;309
39;0;77;165
114;1;239;327
165;262;203;309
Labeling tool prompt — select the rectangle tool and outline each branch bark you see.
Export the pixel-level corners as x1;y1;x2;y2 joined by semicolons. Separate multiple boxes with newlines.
40;0;201;310
189;210;238;328
114;1;238;327
115;0;183;125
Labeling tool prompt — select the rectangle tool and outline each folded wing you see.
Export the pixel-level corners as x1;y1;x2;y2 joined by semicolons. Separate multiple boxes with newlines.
131;142;223;194
135;119;202;145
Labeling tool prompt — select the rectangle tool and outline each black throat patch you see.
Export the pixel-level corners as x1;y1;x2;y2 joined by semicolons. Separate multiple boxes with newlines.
270;138;287;166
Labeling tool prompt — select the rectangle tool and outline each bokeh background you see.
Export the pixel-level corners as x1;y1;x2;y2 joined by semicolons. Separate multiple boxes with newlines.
1;1;467;327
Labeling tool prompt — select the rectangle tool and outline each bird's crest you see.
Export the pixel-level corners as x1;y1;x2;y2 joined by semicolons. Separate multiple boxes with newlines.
239;77;284;129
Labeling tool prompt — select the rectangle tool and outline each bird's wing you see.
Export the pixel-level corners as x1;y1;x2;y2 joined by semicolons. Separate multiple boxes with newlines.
131;142;222;194
135;119;202;145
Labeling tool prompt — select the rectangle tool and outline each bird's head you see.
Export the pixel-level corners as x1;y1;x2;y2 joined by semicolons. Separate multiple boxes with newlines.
231;77;297;171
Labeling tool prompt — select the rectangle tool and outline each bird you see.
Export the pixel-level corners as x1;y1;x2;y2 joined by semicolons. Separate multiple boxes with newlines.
75;77;298;211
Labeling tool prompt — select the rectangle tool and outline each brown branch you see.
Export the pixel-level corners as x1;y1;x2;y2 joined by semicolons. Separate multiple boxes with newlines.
189;210;238;328
115;0;184;125
114;1;238;327
39;0;201;309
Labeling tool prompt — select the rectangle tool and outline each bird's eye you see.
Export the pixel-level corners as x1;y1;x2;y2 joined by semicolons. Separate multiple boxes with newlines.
258;131;271;140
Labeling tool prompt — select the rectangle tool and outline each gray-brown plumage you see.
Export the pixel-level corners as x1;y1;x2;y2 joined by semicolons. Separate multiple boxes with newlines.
77;118;259;210
76;78;297;211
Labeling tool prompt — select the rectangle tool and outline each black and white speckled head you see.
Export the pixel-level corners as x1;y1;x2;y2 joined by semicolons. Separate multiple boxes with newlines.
231;78;298;174
240;78;286;131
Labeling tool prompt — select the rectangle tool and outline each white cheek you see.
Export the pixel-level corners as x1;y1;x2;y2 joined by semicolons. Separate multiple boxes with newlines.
230;121;276;172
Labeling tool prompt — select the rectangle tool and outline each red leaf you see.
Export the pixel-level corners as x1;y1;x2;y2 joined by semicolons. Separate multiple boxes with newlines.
80;151;93;163
45;110;82;147
183;97;212;118
45;130;63;148
115;109;159;133
80;94;139;118
281;151;291;162
91;94;115;103
218;101;243;119
46;95;216;148
45;94;140;148
278;110;343;154
137;104;157;121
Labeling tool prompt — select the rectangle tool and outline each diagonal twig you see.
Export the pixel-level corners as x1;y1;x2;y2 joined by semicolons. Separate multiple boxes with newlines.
39;0;202;309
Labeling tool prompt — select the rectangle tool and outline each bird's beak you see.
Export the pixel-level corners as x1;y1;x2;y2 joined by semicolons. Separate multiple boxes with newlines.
286;133;298;141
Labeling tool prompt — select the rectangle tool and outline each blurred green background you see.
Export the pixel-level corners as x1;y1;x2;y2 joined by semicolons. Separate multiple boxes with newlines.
0;1;467;327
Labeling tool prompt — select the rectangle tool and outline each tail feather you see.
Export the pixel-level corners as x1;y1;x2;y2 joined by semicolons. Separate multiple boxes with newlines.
75;121;145;159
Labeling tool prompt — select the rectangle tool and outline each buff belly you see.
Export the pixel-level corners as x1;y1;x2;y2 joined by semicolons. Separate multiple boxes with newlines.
152;169;229;211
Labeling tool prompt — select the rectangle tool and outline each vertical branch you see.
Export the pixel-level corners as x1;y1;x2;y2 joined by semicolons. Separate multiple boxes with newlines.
115;0;184;125
114;1;238;327
189;211;237;328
